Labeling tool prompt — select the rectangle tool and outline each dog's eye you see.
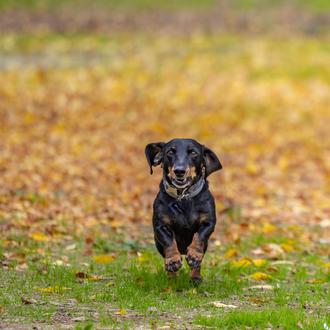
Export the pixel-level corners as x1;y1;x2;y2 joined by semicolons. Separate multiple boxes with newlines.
189;150;198;157
167;149;175;156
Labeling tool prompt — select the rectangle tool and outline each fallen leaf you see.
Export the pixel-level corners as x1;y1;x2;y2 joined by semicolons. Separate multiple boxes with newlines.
262;223;277;234
75;272;104;282
252;259;267;267
250;272;272;281
53;260;64;266
251;247;264;256
37;286;71;293
319;219;330;228
297;321;304;329
110;220;125;229
15;263;28;272
262;243;284;258
72;316;86;322
306;278;327;284
93;255;115;264
115;309;127;315
245;284;275;291
246;161;259;175
75;272;88;279
230;258;252;269
267;266;279;273
88;275;104;281
322;262;330;270
271;260;294;266
248;297;265;304
137;252;148;263
21;296;38;305
211;301;238;309
281;243;295;252
65;243;76;251
224;248;238;259
31;232;50;242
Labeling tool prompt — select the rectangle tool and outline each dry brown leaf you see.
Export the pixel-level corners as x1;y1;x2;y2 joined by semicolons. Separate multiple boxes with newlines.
75;272;104;281
262;243;285;259
21;296;38;305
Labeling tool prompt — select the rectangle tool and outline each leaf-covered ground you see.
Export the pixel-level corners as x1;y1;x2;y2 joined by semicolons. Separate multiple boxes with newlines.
0;2;330;329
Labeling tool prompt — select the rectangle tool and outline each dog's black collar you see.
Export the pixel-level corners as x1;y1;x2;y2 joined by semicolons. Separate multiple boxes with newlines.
162;174;205;200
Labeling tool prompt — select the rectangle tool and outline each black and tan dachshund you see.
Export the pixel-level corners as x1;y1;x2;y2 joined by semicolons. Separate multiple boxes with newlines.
145;138;222;283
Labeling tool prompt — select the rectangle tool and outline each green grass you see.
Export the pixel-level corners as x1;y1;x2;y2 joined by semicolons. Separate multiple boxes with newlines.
0;232;329;329
0;0;217;11
0;0;329;11
1;34;329;82
194;308;330;329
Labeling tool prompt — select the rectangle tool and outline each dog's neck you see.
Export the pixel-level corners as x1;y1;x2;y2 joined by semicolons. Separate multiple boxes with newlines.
162;174;205;201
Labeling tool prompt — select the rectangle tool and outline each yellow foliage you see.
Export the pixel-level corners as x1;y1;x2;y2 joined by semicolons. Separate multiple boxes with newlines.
38;286;71;293
224;248;238;259
230;258;252;269
93;255;115;264
306;278;327;284
31;233;50;242
281;243;295;253
250;272;272;281
115;309;127;315
262;223;277;234
252;259;267;267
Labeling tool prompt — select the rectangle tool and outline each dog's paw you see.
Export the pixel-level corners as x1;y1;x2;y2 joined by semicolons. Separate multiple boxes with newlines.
191;275;203;285
165;255;182;273
190;267;203;285
185;249;203;269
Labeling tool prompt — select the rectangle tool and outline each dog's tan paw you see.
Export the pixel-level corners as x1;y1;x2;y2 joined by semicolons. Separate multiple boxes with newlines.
186;249;203;269
165;255;182;273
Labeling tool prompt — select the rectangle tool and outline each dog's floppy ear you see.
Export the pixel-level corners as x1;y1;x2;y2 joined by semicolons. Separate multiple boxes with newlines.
145;142;166;174
203;146;222;177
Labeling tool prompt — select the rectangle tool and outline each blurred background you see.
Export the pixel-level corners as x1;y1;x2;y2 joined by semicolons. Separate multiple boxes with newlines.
0;0;329;248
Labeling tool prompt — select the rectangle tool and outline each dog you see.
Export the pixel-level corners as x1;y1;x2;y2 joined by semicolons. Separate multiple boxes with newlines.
145;138;222;283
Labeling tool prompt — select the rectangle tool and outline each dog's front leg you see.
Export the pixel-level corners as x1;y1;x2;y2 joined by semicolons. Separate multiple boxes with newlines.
155;224;182;273
186;220;215;283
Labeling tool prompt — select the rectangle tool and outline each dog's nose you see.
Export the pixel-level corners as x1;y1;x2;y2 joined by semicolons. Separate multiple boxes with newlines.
174;167;186;177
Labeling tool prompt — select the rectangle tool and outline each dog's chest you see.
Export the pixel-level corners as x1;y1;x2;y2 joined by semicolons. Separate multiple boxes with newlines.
168;199;201;230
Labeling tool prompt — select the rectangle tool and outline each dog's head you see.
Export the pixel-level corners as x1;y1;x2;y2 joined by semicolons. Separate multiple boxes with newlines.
145;138;222;188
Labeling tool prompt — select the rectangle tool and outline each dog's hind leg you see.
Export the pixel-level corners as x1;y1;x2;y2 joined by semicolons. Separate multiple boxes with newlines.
186;220;214;283
191;267;202;285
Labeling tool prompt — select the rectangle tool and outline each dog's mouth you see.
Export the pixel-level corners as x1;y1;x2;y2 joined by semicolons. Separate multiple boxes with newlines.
170;176;192;189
